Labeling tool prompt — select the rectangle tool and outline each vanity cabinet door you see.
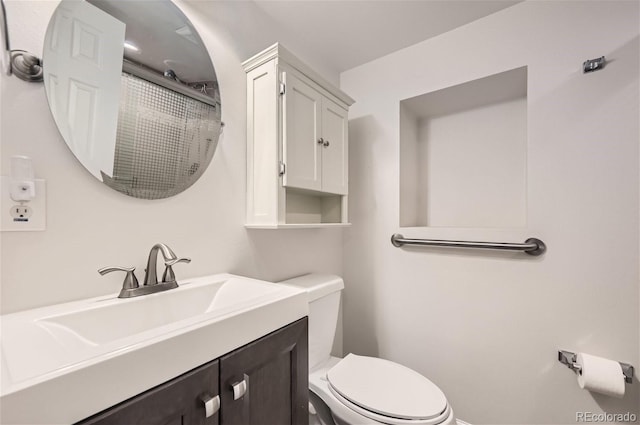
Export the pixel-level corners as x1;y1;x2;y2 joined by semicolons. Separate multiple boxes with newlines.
77;359;220;425
219;318;309;425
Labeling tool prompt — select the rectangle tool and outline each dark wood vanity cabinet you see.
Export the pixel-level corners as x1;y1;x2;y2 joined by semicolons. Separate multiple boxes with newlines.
76;318;308;425
220;317;308;424
78;359;220;425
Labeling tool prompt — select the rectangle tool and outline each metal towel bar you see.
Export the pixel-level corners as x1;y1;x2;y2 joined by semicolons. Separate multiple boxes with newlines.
390;234;546;256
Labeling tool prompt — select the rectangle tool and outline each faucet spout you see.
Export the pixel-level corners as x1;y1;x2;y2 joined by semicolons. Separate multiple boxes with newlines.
144;243;177;286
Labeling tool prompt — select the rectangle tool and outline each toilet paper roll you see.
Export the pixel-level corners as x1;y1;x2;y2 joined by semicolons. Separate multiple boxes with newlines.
576;353;625;398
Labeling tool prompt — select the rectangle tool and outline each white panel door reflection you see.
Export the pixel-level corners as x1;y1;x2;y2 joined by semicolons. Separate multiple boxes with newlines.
44;1;124;179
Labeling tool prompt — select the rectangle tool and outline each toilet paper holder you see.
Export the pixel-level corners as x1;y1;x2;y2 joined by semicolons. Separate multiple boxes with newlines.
558;350;634;384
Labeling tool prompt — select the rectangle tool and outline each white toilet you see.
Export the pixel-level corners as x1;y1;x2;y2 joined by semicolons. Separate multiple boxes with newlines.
280;274;465;425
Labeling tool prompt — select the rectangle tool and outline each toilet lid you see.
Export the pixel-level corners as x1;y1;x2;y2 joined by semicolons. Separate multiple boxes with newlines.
326;354;448;421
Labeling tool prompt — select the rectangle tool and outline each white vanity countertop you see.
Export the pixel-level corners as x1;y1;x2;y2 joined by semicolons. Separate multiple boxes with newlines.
0;273;308;424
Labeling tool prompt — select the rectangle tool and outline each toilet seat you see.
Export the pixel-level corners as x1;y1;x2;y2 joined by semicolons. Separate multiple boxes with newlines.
325;354;451;425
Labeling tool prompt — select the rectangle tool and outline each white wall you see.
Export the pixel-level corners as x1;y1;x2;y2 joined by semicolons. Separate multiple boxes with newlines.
0;0;343;314
341;1;639;423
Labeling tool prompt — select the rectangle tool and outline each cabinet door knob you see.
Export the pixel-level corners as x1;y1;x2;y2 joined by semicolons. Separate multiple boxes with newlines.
231;376;248;400
323;139;330;147
200;394;220;418
317;137;324;145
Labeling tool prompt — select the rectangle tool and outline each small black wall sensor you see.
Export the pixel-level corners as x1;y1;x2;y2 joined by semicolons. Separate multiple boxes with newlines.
583;56;606;73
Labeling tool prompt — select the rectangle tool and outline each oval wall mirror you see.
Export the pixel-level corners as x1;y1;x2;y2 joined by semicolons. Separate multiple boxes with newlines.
43;0;221;199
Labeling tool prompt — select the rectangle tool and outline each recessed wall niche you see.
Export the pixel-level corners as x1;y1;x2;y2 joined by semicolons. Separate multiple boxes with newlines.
399;66;527;228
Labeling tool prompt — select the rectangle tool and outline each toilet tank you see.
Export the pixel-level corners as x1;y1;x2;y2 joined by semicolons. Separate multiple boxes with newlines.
279;274;344;371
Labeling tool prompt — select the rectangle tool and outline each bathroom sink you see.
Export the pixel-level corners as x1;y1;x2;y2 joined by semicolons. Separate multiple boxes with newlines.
36;280;227;345
36;276;281;345
0;273;308;424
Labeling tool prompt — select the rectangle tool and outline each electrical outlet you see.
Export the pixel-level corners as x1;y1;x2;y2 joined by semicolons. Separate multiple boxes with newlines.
9;205;33;220
1;176;46;231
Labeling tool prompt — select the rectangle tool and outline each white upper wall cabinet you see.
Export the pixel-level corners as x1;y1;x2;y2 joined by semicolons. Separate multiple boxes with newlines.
243;43;354;228
319;96;349;195
282;72;323;193
283;72;349;196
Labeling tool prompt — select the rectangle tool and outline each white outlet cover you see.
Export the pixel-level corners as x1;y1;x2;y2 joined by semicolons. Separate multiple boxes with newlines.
1;176;46;231
10;205;33;219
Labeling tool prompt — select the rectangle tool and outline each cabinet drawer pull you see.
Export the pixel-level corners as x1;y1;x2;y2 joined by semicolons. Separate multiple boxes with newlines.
201;394;220;418
231;376;248;400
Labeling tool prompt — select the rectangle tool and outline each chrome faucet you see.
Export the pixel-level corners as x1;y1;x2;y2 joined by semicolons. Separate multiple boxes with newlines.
99;243;191;298
144;243;176;286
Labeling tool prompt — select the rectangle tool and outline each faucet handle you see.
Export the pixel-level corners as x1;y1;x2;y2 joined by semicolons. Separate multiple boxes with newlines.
98;266;140;290
162;258;191;283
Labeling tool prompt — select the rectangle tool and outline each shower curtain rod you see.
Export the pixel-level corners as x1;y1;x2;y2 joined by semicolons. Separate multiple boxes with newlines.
390;234;546;256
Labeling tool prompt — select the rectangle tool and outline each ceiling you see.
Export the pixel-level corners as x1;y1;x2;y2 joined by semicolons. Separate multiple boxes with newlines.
187;0;522;80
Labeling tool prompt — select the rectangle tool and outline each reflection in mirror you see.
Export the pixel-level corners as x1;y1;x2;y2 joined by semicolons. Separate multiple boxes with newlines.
43;0;221;199
1;0;12;76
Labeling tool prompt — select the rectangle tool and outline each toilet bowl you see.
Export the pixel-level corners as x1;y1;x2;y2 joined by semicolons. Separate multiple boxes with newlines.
310;356;457;425
280;274;466;425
